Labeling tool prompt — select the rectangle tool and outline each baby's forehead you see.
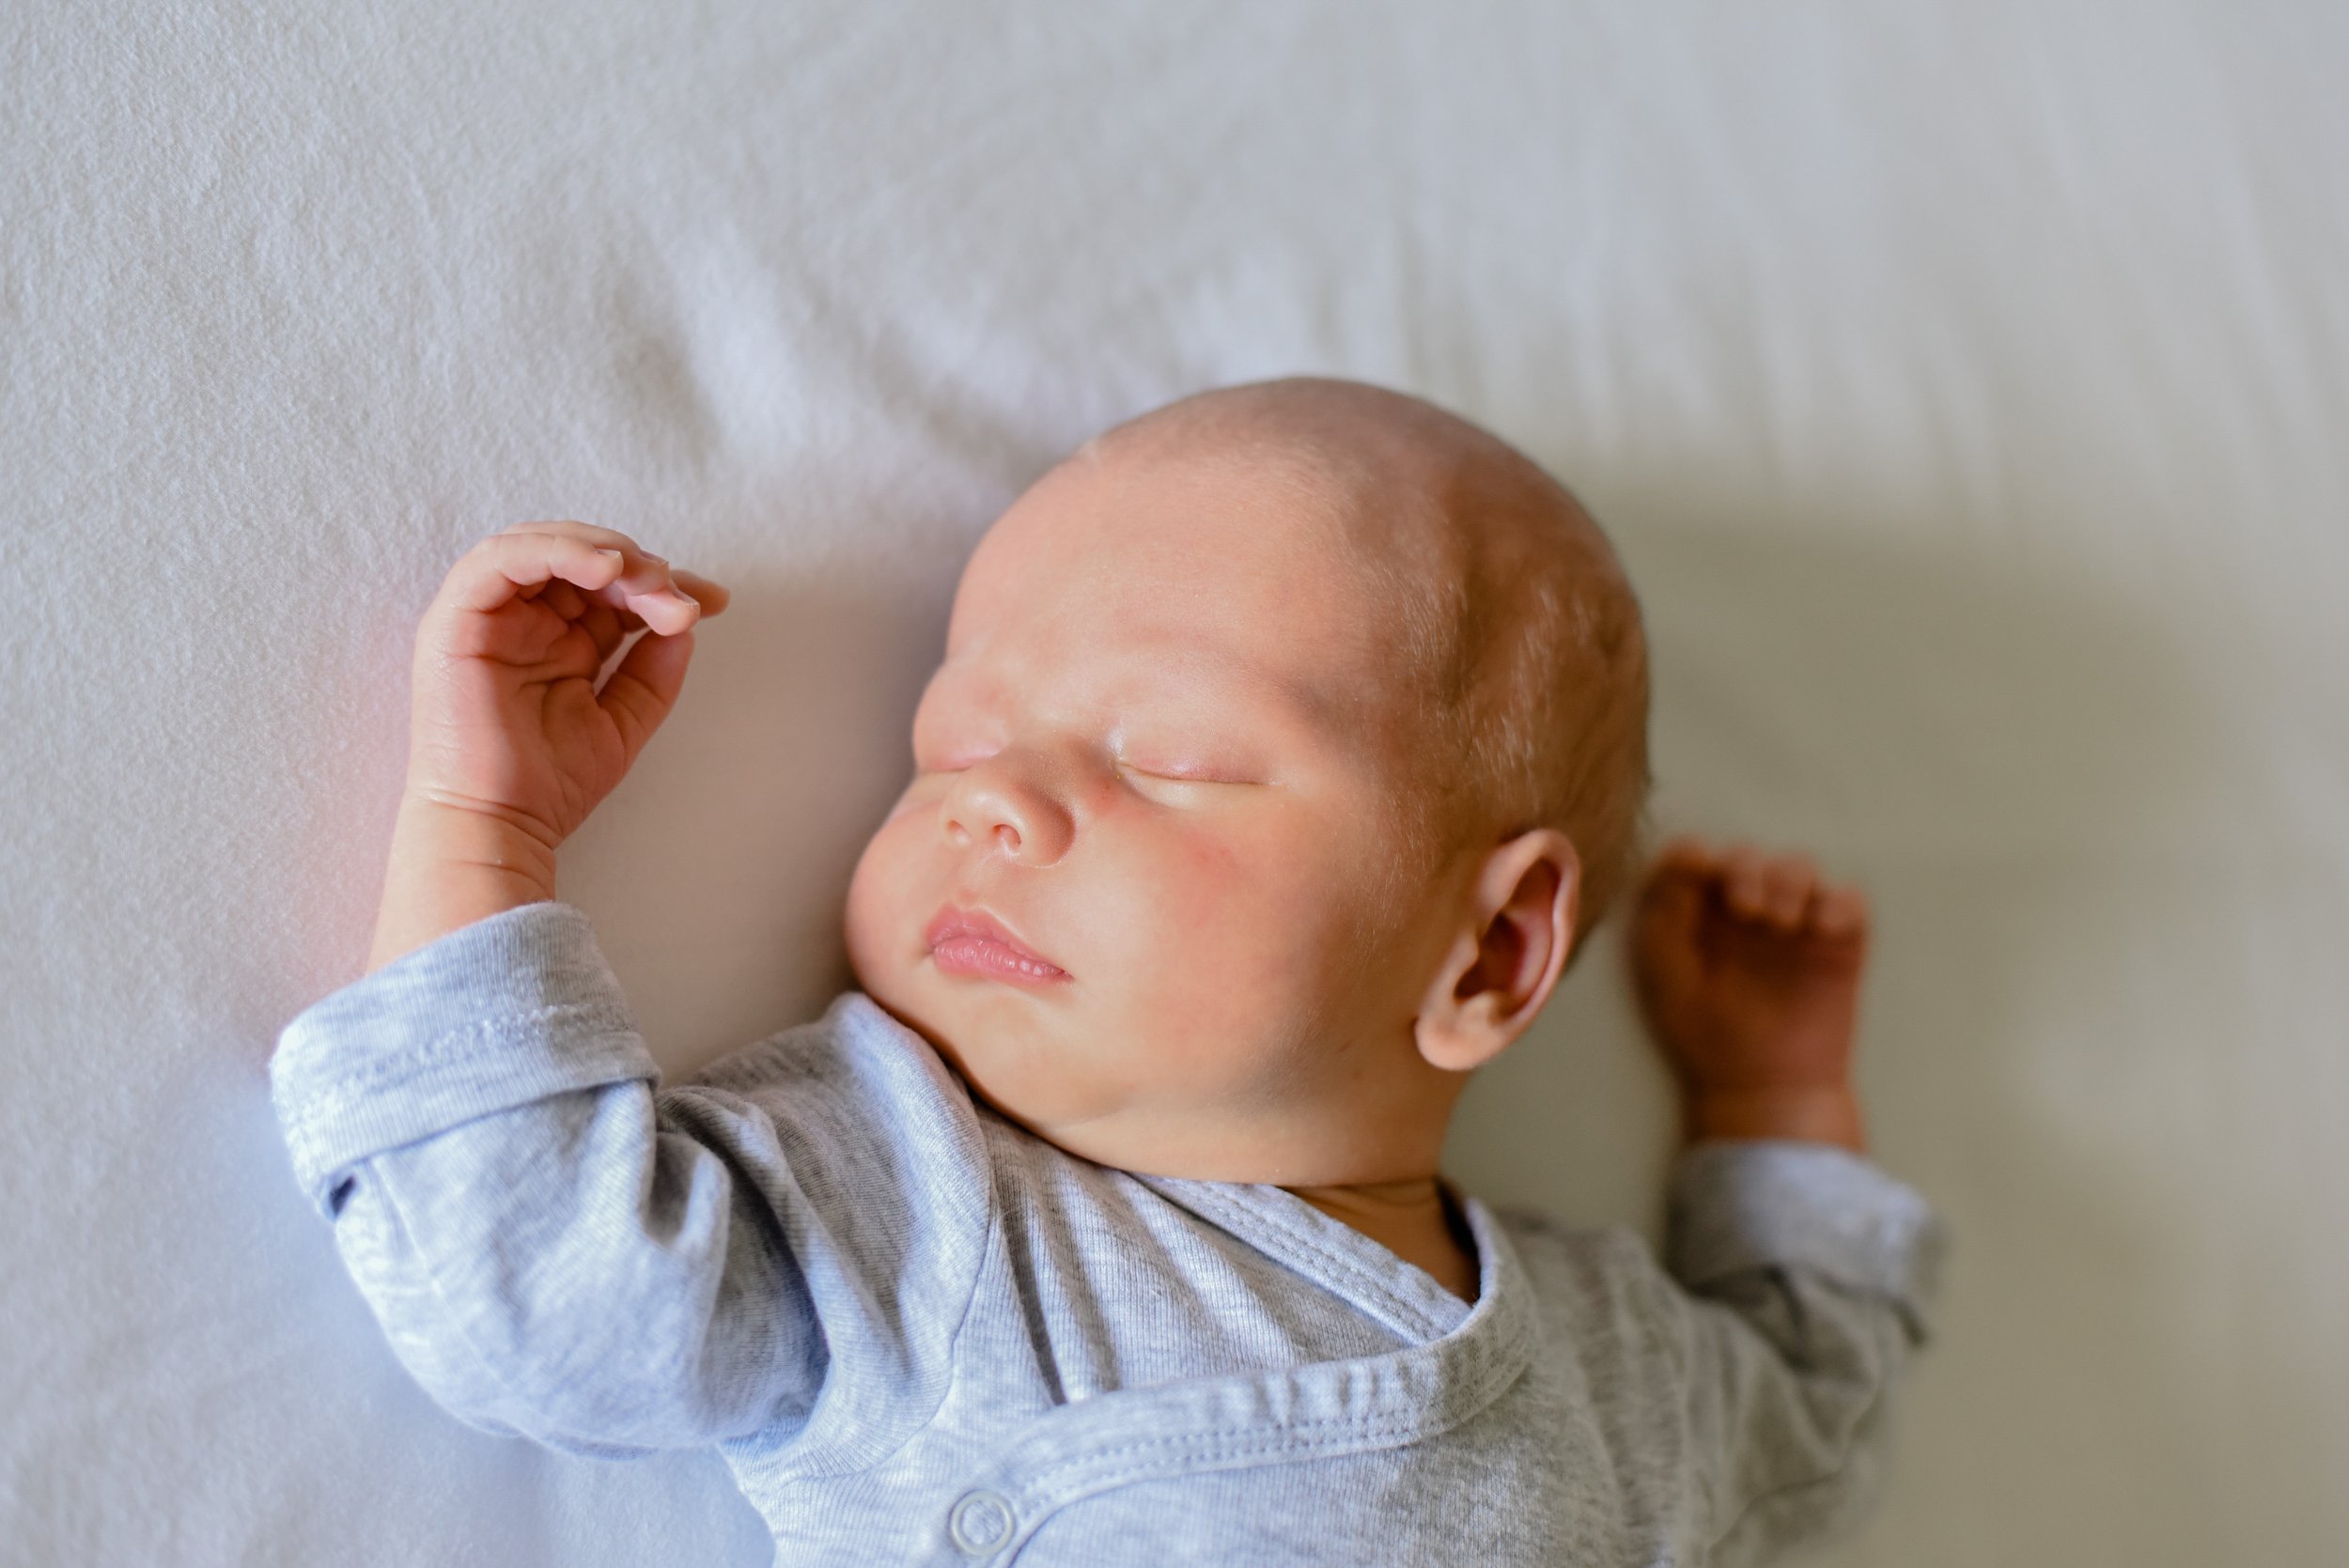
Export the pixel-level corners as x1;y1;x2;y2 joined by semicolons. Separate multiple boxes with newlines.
961;451;1444;680
983;376;1622;664
971;388;1595;704
1094;381;1572;581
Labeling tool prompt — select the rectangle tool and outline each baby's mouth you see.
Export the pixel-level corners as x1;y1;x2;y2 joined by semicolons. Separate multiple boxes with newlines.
925;904;1070;986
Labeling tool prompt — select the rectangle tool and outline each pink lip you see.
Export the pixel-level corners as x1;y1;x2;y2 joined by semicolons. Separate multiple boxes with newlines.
925;904;1071;986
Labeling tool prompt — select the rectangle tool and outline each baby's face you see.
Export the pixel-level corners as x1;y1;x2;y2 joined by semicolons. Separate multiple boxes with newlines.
844;438;1464;1181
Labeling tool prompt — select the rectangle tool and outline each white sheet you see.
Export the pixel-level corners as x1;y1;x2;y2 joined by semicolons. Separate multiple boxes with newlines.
5;2;2343;1562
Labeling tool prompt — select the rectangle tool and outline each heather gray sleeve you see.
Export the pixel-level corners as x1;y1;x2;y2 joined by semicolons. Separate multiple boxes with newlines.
1653;1140;1950;1565
268;901;990;1462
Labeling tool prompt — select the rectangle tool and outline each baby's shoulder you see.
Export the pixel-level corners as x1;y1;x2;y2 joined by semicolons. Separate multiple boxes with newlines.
1486;1199;1644;1254
684;990;948;1093
661;991;998;1283
669;991;988;1167
1486;1201;1672;1309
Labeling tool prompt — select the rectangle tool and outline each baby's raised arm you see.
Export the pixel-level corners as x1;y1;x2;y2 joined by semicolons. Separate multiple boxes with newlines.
367;522;728;974
272;529;988;1461
1611;837;1943;1562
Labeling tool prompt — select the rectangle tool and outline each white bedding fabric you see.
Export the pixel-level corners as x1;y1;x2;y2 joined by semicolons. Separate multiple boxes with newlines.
5;2;2343;1563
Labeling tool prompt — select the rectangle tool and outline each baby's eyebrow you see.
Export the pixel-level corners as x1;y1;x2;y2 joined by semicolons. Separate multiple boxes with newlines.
921;641;1350;752
1115;646;1346;740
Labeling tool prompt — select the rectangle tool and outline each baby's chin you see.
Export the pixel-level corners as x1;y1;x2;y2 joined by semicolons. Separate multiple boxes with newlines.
865;963;1129;1131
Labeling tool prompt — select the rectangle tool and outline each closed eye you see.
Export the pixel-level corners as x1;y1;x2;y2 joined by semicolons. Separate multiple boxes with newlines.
1118;761;1257;786
914;758;1243;785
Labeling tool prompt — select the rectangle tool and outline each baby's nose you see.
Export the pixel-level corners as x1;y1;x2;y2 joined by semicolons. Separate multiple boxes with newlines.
941;758;1073;866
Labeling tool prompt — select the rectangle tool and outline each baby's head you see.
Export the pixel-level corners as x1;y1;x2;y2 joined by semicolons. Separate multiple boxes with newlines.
845;378;1649;1185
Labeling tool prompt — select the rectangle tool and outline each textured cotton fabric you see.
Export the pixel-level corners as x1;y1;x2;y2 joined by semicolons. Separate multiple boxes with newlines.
270;900;1949;1566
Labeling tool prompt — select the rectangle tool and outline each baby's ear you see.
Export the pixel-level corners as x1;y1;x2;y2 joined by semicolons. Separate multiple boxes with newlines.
1412;829;1580;1073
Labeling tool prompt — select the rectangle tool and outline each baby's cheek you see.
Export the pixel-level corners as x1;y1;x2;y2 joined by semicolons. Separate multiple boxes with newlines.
842;817;919;991
1123;828;1330;1025
1147;826;1257;941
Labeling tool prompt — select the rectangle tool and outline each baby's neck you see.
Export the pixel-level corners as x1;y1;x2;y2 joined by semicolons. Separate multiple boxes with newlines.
1282;1175;1480;1304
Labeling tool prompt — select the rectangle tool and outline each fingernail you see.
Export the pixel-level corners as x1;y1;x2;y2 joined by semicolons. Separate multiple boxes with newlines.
670;588;699;608
596;549;624;565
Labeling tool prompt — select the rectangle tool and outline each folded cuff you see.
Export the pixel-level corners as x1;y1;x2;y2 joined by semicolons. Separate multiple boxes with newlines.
1666;1140;1951;1344
270;901;659;1217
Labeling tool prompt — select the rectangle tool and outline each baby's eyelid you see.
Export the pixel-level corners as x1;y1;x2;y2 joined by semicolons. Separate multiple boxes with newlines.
1117;757;1250;785
914;735;1252;783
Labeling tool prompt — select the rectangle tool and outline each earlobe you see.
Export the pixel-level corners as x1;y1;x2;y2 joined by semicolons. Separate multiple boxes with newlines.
1412;829;1580;1074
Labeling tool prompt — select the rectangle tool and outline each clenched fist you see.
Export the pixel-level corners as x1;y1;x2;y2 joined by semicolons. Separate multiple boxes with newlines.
1627;836;1872;1152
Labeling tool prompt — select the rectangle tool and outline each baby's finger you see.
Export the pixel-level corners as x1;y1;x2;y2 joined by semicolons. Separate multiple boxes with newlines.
486;524;698;610
1813;884;1870;939
598;624;697;768
485;525;726;621
572;542;699;635
1629;874;1707;996
537;580;586;619
668;568;731;615
1635;862;1706;935
574;598;637;665
1717;845;1769;917
446;530;634;617
492;519;647;555
1757;855;1817;927
1635;835;1715;903
615;577;701;636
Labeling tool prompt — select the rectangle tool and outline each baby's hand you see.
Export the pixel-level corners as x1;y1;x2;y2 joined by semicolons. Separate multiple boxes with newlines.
1626;836;1871;1151
401;522;731;851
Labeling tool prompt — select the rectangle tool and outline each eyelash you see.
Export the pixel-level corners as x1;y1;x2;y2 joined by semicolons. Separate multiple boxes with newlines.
916;756;1238;786
1118;761;1229;785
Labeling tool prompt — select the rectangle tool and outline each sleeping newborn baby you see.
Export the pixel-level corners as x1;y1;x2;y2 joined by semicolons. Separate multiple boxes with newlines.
271;379;1947;1566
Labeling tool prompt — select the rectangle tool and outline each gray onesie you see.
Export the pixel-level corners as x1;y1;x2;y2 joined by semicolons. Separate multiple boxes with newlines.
271;900;1948;1566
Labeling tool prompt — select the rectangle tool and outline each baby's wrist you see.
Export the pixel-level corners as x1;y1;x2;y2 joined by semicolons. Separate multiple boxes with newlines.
1682;1083;1867;1154
365;798;559;976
